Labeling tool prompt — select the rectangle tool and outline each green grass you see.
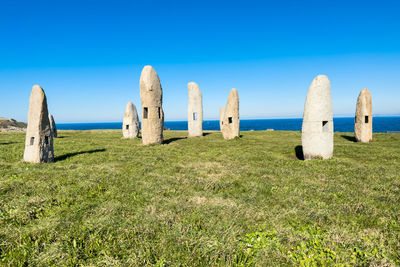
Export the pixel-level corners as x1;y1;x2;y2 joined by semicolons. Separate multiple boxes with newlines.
1;130;399;266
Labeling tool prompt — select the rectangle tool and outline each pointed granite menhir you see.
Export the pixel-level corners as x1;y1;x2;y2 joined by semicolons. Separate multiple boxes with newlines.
122;102;140;138
355;88;372;143
187;82;203;137
49;114;57;138
140;65;164;145
219;107;225;131
301;75;333;160
23;85;54;163
221;88;239;140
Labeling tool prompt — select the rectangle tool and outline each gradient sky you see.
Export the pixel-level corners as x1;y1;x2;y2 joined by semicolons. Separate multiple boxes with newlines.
1;0;399;122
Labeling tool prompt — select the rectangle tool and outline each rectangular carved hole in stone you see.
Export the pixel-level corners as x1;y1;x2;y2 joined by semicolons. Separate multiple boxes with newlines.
158;107;161;119
30;137;34;145
193;112;197;121
143;107;148;119
322;121;328;132
355;116;357;123
228;117;233;124
126;125;129;130
45;136;49;145
365;116;369;123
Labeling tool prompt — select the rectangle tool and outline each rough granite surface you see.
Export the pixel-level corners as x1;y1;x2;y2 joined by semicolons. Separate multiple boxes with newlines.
123;102;140;139
355;88;373;143
49;114;57;138
187;82;203;137
221;88;240;140
302;75;333;160
23;85;54;163
219;107;225;132
140;65;164;145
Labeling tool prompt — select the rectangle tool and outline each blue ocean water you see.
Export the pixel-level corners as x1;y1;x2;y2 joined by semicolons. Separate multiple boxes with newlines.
57;117;400;133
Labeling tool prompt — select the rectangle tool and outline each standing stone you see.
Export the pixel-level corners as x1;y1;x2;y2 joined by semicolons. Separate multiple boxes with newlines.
221;88;240;140
355;88;372;143
122;102;140;138
139;65;164;145
23;85;54;163
49;114;57;138
301;75;333;160
219;107;225;131
187;82;203;137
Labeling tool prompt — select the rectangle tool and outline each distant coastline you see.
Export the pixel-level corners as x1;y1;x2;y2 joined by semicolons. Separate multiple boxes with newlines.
0;117;27;132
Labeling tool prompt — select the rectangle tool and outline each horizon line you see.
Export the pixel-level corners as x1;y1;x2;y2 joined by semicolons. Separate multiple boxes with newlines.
53;114;400;124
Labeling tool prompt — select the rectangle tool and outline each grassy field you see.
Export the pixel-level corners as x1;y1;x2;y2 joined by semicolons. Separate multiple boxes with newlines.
0;130;399;266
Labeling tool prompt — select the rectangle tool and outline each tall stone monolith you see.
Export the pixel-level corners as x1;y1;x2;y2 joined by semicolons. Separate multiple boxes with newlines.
23;85;54;163
140;65;164;145
302;75;333;160
355;88;372;143
219;107;225;131
221;88;240;140
187;82;203;137
49;114;57;138
122;102;140;138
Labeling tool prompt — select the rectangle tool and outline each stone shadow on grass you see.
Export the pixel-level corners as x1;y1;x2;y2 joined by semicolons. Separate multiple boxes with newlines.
0;142;16;145
295;145;304;160
163;137;187;144
55;148;106;162
341;135;357;142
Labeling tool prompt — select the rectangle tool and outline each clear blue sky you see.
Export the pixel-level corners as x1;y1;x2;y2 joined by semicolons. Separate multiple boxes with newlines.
1;0;399;122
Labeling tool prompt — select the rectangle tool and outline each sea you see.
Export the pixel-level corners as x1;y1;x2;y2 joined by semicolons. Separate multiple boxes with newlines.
57;117;400;133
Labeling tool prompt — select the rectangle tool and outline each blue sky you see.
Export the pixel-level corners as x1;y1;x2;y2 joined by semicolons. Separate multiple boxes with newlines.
1;0;399;122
